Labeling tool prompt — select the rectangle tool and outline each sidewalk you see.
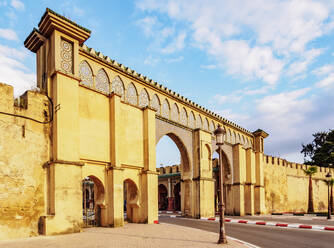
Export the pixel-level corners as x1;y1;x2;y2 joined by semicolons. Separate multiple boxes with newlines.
0;223;252;248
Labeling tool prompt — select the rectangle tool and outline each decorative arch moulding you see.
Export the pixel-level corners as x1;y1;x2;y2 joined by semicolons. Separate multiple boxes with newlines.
78;46;255;139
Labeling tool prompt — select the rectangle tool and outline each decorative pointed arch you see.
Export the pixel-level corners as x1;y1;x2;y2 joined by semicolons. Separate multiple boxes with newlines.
203;118;209;131
180;107;188;126
232;131;236;144
126;83;138;105
79;60;93;87
171;103;179;122
244;138;248;148
196;115;202;129
151;94;161;114
209;121;215;133
139;88;150;108
95;68;110;94
189;111;195;128
111;75;125;100
241;135;245;145
237;133;241;144
226;129;231;142
161;99;170;119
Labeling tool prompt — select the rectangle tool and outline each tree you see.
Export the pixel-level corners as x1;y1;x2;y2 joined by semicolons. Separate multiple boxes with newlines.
301;130;334;167
323;179;334;214
303;166;318;213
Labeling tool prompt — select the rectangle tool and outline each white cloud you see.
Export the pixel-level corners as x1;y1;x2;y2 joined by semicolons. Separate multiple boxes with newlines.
217;40;284;85
312;64;334;76
201;64;217;70
161;31;186;54
256;88;312;121
243;86;270;96
316;73;334;88
164;56;183;63
136;16;158;37
287;48;323;77
0;44;35;96
10;0;24;11
144;55;160;66
215;108;249;123
214;93;242;105
0;28;18;41
136;0;334;84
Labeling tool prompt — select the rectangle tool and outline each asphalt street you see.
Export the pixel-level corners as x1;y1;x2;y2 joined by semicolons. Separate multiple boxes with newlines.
159;216;334;248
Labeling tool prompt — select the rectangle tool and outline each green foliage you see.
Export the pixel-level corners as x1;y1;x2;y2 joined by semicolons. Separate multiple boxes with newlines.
301;130;334;167
323;178;334;186
303;166;318;176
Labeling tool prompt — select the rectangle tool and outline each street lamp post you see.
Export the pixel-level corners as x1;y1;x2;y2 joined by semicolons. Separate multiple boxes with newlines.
326;170;332;220
214;125;227;244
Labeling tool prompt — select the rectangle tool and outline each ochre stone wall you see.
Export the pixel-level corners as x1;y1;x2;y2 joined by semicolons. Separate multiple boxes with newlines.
264;155;332;213
0;83;50;240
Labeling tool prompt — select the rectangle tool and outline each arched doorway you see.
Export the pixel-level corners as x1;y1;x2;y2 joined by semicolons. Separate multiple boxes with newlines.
82;176;105;227
158;184;168;210
156;133;191;215
123;179;139;223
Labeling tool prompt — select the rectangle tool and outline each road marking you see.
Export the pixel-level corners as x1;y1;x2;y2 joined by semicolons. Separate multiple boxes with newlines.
228;236;261;248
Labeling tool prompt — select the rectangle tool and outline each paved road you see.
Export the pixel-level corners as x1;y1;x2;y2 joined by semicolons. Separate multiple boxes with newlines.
159;216;334;248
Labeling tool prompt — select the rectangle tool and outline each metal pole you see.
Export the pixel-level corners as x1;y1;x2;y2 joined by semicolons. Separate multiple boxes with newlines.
218;147;227;244
328;183;331;220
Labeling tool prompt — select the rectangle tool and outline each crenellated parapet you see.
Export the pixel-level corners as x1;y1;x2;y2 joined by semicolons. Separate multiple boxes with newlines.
158;165;181;175
264;154;334;177
0;82;50;130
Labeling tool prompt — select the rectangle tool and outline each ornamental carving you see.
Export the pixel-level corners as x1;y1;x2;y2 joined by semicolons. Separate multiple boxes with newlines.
196;115;202;129
95;69;109;94
126;83;138;105
151;94;161;114
79;60;93;87
203;118;209;131
162;99;170;119
111;76;125;99
180;108;187;126
61;39;73;73
189;112;195;128
139;89;149;108
171;103;179;122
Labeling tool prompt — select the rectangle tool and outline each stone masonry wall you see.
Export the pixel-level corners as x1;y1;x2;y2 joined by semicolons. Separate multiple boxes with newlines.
0;83;50;240
264;155;333;213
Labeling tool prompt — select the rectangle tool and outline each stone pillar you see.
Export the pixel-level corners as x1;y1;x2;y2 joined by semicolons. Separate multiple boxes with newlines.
253;129;269;215
254;152;266;214
167;178;175;211
232;144;246;216
106;167;124;227
106;93;125;226
193;129;215;218
245;148;256;215
141;106;158;223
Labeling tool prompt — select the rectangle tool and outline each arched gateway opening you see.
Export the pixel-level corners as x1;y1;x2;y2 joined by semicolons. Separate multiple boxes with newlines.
156;133;191;215
123;179;139;223
82;176;105;227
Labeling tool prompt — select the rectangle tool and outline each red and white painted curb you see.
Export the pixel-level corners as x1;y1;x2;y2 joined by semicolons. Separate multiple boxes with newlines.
199;217;334;231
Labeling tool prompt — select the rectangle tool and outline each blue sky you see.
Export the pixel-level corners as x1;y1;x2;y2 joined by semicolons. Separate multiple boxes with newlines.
1;0;334;166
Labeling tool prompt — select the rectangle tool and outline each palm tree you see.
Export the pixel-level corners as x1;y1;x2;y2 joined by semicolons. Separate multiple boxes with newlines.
323;178;334;214
303;166;318;213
